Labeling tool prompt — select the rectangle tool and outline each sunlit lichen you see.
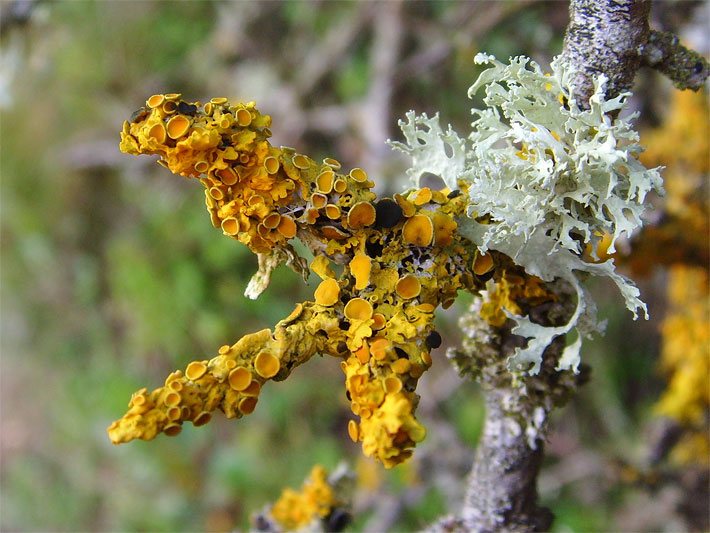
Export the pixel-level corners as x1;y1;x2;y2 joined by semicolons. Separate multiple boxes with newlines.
269;466;338;531
113;94;513;466
391;53;662;373
112;64;659;466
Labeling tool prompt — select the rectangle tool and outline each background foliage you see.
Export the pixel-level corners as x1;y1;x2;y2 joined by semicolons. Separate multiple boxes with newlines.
1;1;706;531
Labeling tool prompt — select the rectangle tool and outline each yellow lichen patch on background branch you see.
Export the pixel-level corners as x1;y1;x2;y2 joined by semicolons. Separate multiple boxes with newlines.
113;95;557;467
625;89;710;466
267;465;348;531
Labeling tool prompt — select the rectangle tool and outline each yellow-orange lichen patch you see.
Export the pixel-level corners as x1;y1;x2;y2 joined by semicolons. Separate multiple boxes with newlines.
432;212;457;247
210;96;227;104
323;157;341;170
391;358;412;374
314;278;340;306
384;376;403;394
185;361;208;381
283;303;303;323
422;351;433;367
193;411;212;426
236;108;252;127
162;100;177;114
293;154;311;170
264;156;280;174
217;167;238;186
164;423;182;436
209;187;224;200
394;193;416;218
229;366;253;391
325;204;341;220
194;160;209;174
372;313;386;330
311;193;328;209
402;214;433;247
221;217;240;236
164;391;181;407
316;170;335;193
148;123;167;144
243;380;261;397
344;298;373;321
347;201;376;229
263;212;282;229
413;187;432;206
473;252;495;276
369;338;391;360
333;178;347;194
349;167;368;183
354;342;370;365
320;226;349;240
167;115;191;139
147;94;165;108
348;420;360;442
396;274;422;299
239;397;258;415
350;253;371;290
254;351;280;379
277;215;297;238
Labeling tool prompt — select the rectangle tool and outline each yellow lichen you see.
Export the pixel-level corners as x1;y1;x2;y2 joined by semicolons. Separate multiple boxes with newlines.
626;89;710;466
270;466;338;531
113;95;552;468
480;271;554;327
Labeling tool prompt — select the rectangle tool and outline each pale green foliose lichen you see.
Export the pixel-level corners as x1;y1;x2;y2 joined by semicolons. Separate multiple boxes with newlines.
390;53;663;374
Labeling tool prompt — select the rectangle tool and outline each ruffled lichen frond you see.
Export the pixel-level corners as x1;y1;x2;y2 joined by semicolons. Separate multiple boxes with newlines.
114;94;510;466
254;464;354;533
391;53;663;374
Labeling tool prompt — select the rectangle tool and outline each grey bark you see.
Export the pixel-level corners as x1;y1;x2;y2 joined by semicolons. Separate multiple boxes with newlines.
560;0;652;104
430;298;583;533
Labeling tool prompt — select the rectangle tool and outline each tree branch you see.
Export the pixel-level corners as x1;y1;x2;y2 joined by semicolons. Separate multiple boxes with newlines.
560;0;651;103
641;29;709;91
429;297;585;533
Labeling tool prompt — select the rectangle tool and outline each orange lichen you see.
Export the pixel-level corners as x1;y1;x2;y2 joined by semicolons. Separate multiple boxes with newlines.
254;351;280;379
347;201;376;229
631;90;710;465
314;278;340;306
228;367;253;391
113;95;550;468
270;466;339;530
473;252;495;276
395;275;421;300
480;271;554;327
350;253;371;291
402;214;434;247
344;298;374;321
166;115;191;139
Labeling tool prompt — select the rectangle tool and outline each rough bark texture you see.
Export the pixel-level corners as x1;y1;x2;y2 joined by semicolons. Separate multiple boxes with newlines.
641;29;709;91
561;0;651;103
430;298;584;533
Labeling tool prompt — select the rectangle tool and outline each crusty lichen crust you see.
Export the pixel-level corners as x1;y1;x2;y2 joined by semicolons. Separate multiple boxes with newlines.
111;94;549;467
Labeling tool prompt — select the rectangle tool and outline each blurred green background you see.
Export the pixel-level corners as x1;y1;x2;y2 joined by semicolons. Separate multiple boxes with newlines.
0;1;706;531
